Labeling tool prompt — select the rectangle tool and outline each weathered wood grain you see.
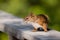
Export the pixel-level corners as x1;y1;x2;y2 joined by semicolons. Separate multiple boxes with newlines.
5;23;60;40
0;10;23;32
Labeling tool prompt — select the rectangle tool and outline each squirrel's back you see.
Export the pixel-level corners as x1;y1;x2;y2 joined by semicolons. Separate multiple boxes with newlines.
37;14;49;24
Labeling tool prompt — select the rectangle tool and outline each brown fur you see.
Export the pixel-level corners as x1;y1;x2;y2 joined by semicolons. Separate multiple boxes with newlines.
25;13;49;32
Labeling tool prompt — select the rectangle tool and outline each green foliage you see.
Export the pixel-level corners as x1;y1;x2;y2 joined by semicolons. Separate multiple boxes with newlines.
40;0;58;7
0;31;9;40
28;6;45;15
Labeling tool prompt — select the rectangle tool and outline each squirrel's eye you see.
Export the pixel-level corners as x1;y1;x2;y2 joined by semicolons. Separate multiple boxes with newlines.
26;18;28;19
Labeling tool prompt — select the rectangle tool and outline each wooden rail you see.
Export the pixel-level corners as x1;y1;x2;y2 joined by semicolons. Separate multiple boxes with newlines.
0;11;60;40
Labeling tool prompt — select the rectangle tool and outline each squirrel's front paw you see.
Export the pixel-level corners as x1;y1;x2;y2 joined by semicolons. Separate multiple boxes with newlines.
32;30;37;32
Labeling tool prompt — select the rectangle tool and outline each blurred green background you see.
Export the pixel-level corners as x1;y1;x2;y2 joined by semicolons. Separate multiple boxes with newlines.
0;0;60;40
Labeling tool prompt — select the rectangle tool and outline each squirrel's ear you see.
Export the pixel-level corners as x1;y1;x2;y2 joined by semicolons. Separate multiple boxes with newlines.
29;12;35;16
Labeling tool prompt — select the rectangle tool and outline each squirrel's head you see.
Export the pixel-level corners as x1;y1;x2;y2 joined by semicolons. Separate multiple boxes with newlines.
24;13;37;22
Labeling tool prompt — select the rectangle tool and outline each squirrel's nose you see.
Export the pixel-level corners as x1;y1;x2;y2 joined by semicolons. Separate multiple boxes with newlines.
26;17;28;19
